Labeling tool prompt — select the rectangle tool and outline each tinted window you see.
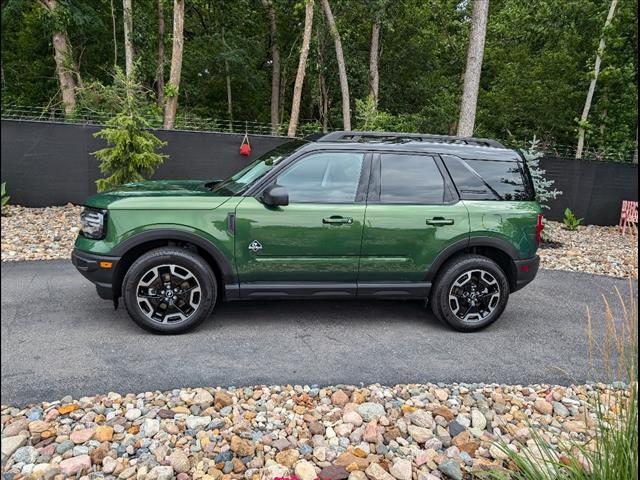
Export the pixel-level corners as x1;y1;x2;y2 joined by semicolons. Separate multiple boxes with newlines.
443;155;533;201
442;155;497;200
464;159;530;200
276;152;364;203
380;154;444;203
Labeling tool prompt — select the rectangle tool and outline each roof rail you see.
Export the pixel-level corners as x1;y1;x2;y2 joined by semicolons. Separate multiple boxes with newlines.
315;131;506;148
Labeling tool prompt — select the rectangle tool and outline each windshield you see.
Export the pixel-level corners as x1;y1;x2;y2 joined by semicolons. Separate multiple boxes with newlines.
212;140;307;195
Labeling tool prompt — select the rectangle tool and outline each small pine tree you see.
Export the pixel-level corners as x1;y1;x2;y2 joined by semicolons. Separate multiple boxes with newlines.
92;68;167;192
521;136;562;209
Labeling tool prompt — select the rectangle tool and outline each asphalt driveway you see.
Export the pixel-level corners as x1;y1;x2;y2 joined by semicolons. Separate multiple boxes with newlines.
1;260;634;405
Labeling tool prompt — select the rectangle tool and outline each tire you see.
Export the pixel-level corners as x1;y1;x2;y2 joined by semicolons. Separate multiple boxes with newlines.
122;247;217;334
430;254;510;332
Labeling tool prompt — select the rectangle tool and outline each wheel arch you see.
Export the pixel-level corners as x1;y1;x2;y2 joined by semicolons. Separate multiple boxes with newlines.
426;236;519;292
111;229;237;300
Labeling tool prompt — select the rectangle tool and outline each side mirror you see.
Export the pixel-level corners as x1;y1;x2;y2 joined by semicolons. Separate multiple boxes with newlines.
262;184;289;206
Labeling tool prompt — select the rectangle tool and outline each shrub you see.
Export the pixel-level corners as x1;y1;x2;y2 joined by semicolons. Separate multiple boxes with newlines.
563;207;583;231
1;182;9;215
521;136;562;210
91;68;167;192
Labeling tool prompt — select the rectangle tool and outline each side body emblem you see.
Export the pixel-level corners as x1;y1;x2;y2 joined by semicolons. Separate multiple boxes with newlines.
248;240;262;253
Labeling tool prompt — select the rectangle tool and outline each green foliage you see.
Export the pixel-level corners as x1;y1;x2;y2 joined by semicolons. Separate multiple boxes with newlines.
563;207;583;231
1;182;10;215
521;136;562;210
355;96;421;132
0;0;637;159
91;68;167;192
163;83;178;99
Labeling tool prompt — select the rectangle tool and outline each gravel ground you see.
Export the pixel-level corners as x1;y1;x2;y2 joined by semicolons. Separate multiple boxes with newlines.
1;383;620;480
539;221;637;279
1;206;637;278
1;205;82;262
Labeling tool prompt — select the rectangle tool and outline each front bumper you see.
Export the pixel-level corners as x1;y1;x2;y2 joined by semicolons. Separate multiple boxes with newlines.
513;255;540;292
71;248;121;300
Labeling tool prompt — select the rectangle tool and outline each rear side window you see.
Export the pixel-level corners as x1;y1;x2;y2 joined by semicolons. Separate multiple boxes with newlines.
443;155;533;201
380;153;445;203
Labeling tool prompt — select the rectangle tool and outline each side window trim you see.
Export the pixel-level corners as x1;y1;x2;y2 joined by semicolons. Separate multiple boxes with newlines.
256;150;372;205
433;155;460;203
367;153;381;203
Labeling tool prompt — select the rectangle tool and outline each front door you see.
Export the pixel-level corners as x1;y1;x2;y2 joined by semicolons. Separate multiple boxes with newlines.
358;152;470;294
235;151;370;296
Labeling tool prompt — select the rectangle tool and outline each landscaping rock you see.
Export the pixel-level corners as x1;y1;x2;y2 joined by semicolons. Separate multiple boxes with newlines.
0;383;618;480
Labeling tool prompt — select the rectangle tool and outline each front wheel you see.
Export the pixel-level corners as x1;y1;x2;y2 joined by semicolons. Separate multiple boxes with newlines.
430;254;510;332
122;247;217;334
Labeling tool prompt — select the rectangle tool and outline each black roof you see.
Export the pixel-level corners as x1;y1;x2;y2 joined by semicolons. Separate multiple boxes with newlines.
310;131;505;148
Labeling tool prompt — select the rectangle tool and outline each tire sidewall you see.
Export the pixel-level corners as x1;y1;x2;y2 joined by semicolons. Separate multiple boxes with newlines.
122;248;217;334
432;255;509;332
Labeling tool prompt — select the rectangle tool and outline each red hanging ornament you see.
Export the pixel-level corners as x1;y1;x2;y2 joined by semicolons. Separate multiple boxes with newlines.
239;132;251;156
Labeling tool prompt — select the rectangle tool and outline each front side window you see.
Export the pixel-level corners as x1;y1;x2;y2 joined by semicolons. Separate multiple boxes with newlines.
275;152;365;203
379;153;445;204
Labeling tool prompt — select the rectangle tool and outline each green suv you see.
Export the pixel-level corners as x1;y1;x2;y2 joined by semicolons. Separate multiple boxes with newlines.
72;131;543;334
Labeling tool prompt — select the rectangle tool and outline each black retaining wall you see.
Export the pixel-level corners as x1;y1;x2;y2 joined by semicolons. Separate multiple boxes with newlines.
1;120;637;225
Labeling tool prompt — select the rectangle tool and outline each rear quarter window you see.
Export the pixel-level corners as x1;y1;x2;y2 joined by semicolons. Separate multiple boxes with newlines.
442;155;534;201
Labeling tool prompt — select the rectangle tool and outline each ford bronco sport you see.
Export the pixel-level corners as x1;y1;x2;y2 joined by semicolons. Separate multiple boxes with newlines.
72;131;542;334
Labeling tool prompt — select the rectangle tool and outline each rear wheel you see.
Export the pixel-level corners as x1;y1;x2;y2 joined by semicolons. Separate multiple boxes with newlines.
122;247;217;334
430;254;509;332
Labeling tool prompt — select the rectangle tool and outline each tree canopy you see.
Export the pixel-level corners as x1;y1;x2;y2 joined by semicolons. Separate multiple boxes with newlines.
1;0;637;160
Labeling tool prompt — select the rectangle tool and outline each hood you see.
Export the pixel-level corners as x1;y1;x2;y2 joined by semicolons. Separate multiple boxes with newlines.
84;179;227;209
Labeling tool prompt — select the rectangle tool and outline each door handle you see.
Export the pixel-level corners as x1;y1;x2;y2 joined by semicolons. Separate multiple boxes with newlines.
323;216;353;225
426;217;455;226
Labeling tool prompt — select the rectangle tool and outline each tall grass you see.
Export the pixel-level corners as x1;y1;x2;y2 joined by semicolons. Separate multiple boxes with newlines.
484;232;638;480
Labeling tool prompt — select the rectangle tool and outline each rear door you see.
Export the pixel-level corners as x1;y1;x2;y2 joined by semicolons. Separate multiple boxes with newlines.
234;150;371;295
358;152;470;295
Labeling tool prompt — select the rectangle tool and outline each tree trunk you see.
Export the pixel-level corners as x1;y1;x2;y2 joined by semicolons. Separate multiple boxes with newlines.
261;0;281;134
156;0;165;107
368;21;380;105
320;0;350;131
576;0;619;159
318;27;329;133
222;28;233;132
40;0;79;115
279;66;287;126
111;0;118;66
163;0;184;130
287;0;314;137
457;0;489;137
225;57;233;131
123;0;134;78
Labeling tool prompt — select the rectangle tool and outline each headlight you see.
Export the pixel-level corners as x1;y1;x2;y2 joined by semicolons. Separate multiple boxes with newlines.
80;207;107;239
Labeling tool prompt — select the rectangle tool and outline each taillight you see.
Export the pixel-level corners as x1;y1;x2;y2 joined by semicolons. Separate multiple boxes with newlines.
536;214;544;246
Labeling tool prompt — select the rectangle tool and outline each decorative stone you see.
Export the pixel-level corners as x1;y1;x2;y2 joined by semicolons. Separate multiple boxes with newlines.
365;463;395;480
357;403;385;422
94;425;114;442
438;459;462;480
59;454;91;476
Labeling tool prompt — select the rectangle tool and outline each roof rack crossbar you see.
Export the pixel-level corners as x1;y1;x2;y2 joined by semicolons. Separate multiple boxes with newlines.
315;131;505;148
